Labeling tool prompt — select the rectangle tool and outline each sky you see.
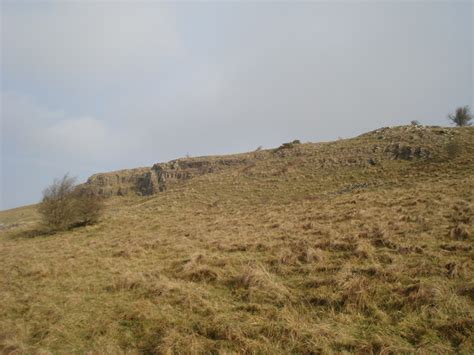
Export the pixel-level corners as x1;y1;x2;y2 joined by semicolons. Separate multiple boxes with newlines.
1;0;473;210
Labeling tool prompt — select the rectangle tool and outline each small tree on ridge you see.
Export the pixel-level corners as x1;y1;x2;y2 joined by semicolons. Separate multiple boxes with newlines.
448;106;472;127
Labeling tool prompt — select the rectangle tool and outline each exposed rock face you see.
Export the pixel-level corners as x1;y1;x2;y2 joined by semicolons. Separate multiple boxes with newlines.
84;168;152;197
151;157;248;190
385;143;431;160
362;125;454;161
136;170;161;195
82;156;249;197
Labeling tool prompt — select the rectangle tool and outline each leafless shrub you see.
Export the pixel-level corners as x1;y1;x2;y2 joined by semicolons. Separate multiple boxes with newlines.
38;174;104;231
72;188;104;226
448;105;472;126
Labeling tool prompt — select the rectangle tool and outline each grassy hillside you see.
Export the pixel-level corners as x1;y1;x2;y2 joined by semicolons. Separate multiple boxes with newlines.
1;125;473;354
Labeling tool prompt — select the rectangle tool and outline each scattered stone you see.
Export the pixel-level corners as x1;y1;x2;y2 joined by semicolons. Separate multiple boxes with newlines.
385;143;430;160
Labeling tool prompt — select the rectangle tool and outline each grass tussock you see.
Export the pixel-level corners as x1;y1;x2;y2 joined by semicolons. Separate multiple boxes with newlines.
228;264;291;304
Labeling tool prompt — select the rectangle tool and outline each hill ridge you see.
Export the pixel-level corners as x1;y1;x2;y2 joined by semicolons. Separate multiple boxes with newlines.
82;124;464;198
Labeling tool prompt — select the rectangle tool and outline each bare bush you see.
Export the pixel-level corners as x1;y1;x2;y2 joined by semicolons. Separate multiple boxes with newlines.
448;106;472;127
72;189;104;226
38;174;104;231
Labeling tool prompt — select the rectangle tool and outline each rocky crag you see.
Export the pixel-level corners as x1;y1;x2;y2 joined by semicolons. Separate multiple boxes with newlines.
82;125;461;197
83;156;252;197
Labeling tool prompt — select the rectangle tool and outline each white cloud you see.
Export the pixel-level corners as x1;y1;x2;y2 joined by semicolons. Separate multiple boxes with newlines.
1;91;141;165
1;90;147;209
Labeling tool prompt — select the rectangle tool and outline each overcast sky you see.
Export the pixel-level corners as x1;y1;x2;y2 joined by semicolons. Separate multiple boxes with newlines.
1;1;472;210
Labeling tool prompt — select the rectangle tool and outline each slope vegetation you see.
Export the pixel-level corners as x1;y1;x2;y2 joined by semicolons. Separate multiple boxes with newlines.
1;125;473;353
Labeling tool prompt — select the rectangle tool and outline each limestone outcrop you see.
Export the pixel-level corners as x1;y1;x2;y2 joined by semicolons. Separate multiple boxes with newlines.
82;156;250;197
84;168;153;197
384;143;431;160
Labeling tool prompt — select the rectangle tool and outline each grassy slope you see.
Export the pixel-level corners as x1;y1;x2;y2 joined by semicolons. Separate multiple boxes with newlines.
1;126;473;354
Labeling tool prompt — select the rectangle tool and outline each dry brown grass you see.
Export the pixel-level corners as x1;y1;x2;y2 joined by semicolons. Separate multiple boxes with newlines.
1;125;473;353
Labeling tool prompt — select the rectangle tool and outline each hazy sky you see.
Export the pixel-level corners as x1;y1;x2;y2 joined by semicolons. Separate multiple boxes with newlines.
1;1;472;210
